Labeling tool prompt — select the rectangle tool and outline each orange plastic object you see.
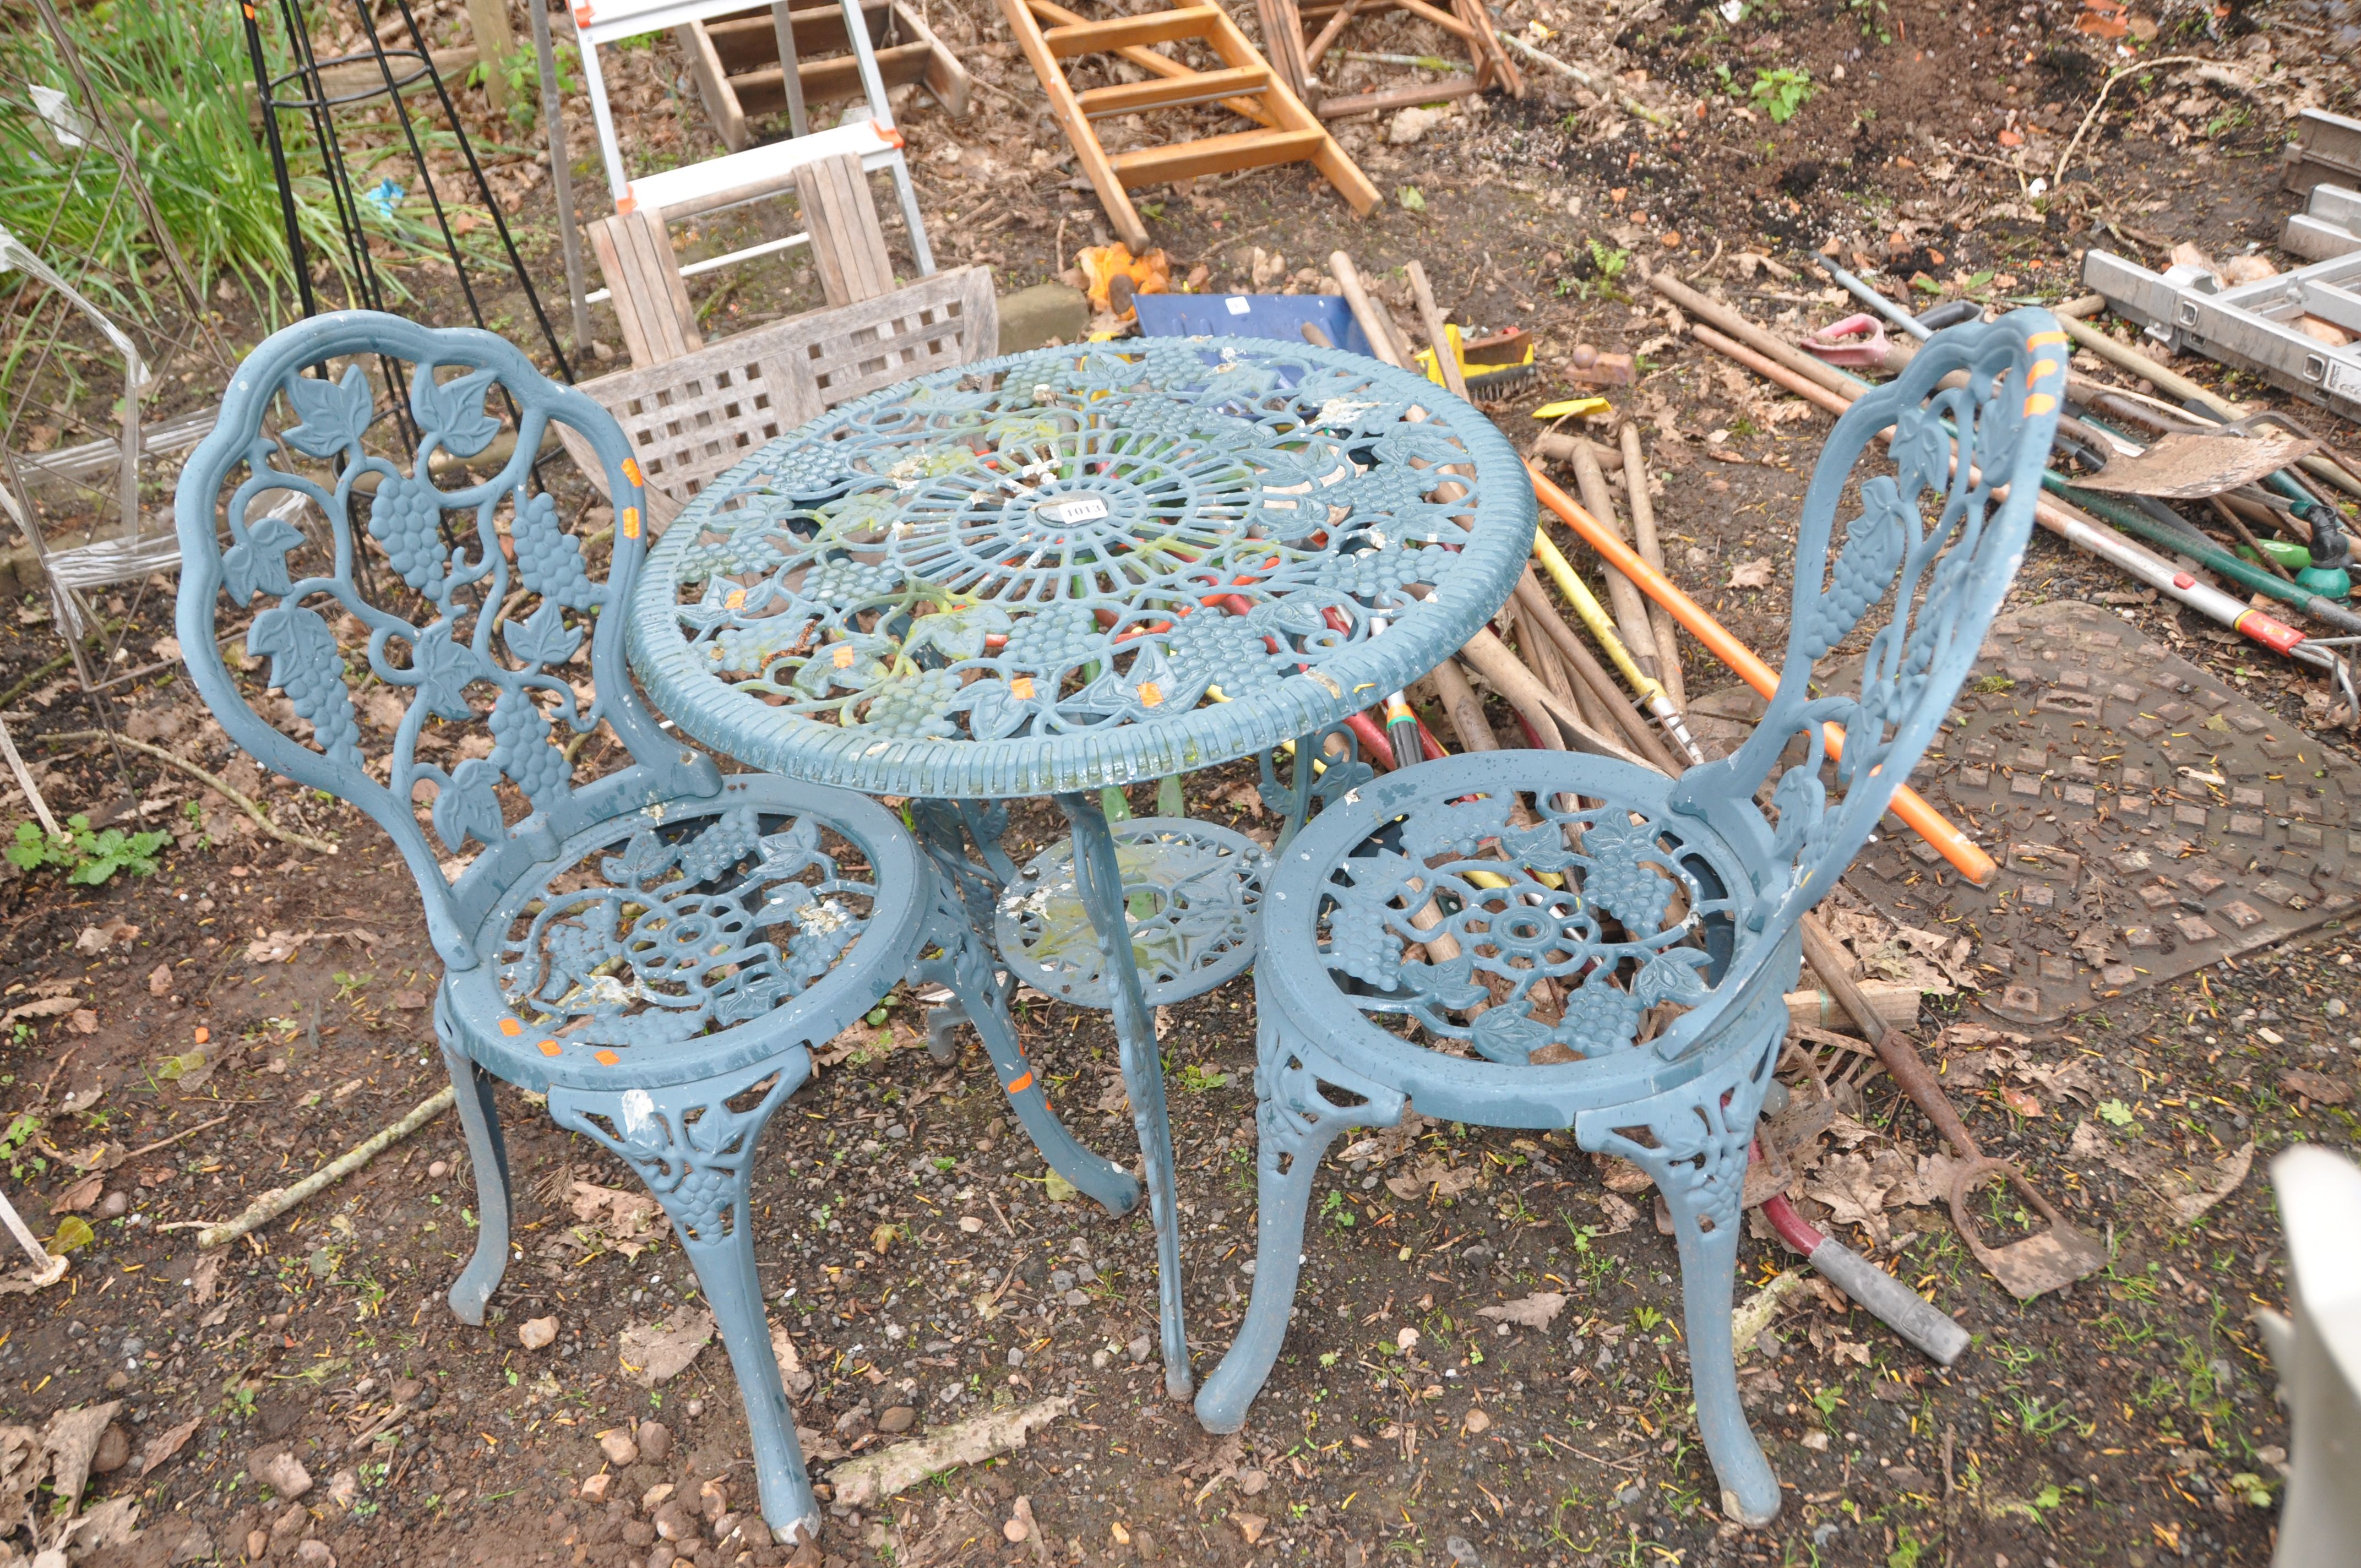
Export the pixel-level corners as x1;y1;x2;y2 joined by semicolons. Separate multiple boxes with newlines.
1075;243;1172;319
1526;464;2000;888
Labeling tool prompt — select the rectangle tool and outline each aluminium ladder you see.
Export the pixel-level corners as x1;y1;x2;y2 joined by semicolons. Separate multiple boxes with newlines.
570;0;935;276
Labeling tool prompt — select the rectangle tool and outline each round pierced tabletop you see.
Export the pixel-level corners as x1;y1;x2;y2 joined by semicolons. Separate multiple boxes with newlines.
627;337;1536;799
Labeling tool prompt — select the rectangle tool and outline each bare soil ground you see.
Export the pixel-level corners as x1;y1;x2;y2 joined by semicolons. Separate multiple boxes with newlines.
2;0;2358;1562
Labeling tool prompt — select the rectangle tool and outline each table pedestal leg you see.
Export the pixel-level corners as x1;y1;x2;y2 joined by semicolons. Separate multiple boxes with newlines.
1057;790;1193;1401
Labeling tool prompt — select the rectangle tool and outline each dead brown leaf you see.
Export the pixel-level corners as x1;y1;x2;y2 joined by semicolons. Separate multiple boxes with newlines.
1475;1293;1566;1329
50;1174;102;1215
1384;1157;1480;1200
75;919;139;954
135;1412;203;1477
2279;1068;2352;1106
1726;557;1775;589
619;1309;714;1387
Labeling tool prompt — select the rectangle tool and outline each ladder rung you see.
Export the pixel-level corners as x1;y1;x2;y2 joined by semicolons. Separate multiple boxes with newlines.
1042;5;1221;56
1108;127;1326;187
1075;64;1269;118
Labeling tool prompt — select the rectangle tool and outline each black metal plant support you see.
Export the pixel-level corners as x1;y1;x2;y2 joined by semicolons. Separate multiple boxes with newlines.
236;0;573;384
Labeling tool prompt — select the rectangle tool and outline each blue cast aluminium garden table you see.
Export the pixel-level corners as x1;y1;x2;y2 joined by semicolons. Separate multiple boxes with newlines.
626;336;1536;1402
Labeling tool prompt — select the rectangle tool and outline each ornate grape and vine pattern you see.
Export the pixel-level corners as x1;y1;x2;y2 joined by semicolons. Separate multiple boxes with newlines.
496;808;874;1050
211;355;616;859
1668;326;2050;929
1315;789;1749;1065
651;341;1498;750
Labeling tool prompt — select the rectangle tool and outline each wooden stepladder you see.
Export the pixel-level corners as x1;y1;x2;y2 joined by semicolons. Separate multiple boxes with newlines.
1254;0;1522;119
996;0;1379;253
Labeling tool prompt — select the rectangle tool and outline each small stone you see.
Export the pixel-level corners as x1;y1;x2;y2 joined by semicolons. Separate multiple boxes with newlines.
1004;1517;1030;1544
519;1316;559;1351
599;1430;641;1467
958;1216;986;1233
1236;1467;1268;1496
878;1406;917;1435
652;1500;698;1541
295;1542;335;1568
579;1474;613;1502
1799;1430;1830;1451
98;1190;127;1219
92;1424;131;1474
1463;1408;1492;1435
683;1398;704;1418
1235;1512;1269;1545
699;1480;728;1522
246;1532;269;1561
428;1160;449;1179
248;1447;313;1501
636;1420;672;1462
327;1469;359;1509
1127;1333;1152;1364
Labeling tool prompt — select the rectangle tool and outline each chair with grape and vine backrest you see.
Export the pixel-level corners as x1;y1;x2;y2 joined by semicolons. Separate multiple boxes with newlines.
1192;310;2068;1523
172;312;1142;1546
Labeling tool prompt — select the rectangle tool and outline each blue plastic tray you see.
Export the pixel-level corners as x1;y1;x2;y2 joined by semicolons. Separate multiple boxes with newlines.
1131;293;1375;359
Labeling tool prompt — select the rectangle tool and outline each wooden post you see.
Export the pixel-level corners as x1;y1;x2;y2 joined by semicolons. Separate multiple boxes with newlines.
467;0;518;111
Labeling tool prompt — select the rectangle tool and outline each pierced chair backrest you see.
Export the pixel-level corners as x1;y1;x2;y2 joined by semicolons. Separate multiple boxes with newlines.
174;313;719;972
1668;308;2064;1007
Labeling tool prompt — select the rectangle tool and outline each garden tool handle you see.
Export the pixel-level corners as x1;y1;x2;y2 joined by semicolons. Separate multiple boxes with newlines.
1797;913;1982;1164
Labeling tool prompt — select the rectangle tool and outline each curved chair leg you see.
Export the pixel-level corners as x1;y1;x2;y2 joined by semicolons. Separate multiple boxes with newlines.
1581;1028;1784;1526
923;995;966;1064
439;1009;512;1326
549;1060;820;1547
915;881;1141;1216
1198;998;1403;1433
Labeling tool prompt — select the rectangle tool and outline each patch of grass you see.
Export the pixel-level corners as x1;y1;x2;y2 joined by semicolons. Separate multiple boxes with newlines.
0;0;473;375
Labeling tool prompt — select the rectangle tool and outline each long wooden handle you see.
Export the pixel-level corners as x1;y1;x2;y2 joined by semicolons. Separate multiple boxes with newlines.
1329;250;1407;369
1405;259;1468;401
1798;916;1982;1163
1527;461;2000;888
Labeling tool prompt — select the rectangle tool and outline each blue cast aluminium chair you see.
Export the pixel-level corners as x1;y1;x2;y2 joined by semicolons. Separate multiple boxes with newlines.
172;313;1138;1547
1194;312;2067;1524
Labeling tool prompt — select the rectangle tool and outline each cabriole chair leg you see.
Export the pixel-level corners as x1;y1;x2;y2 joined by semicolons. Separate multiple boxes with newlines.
548;1063;820;1545
1582;1032;1784;1526
1197;1005;1401;1433
441;1032;513;1328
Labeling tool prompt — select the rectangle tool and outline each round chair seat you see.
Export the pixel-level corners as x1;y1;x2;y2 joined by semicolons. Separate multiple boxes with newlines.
995;816;1270;1009
443;774;930;1093
1258;750;1793;1127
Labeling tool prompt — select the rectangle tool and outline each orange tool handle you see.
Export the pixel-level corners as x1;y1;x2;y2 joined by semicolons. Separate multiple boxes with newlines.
1526;464;1998;888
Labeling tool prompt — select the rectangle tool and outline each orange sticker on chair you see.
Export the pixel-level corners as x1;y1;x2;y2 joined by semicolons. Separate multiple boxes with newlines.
726;588;747;609
539;1040;562;1057
500;1018;524;1037
595;1049;620;1066
1136;681;1163;708
2025;392;2058;416
833;644;858;668
622;458;644;487
1005;1072;1033;1095
1010;676;1036;700
622;507;640;539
